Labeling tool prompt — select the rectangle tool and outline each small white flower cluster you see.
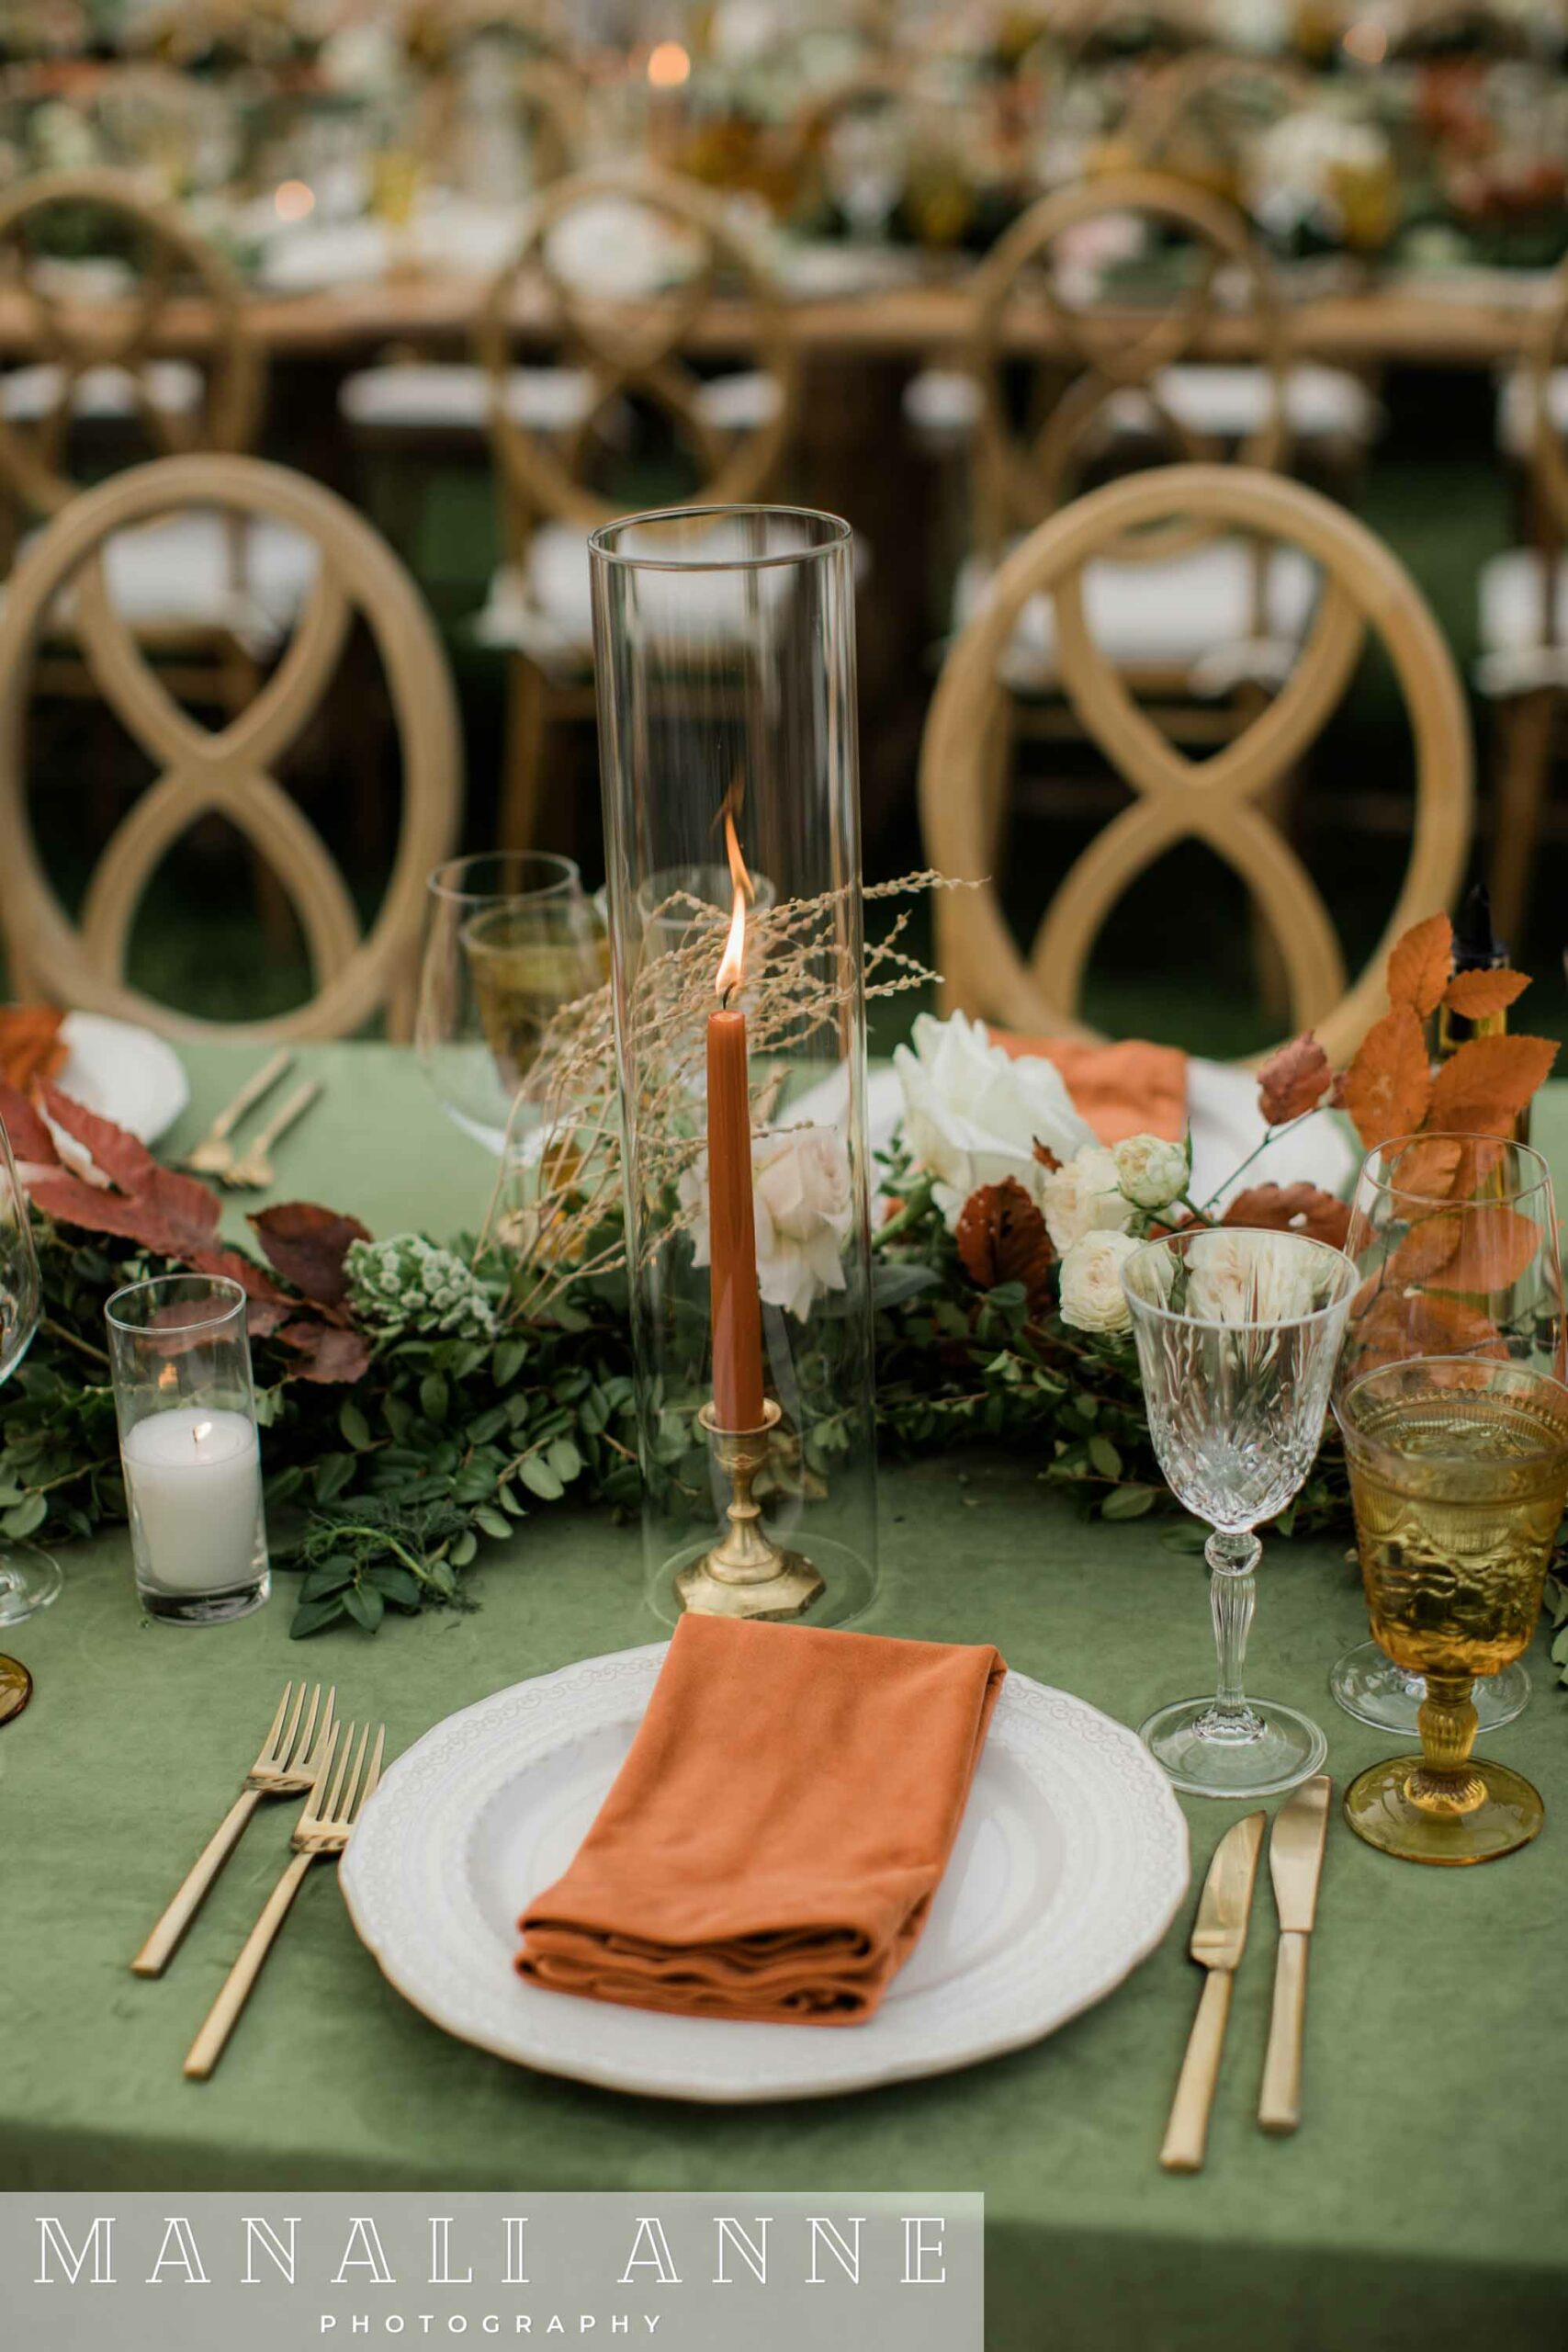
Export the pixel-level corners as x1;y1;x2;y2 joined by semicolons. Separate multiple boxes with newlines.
344;1235;500;1341
891;1010;1096;1227
1047;1134;1190;1340
890;1011;1197;1345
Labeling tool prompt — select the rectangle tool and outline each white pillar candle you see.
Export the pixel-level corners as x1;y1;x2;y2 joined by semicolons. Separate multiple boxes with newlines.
122;1408;264;1595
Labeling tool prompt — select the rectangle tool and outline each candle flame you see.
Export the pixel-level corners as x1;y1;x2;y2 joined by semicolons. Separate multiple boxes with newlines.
716;807;752;1001
193;1420;211;1448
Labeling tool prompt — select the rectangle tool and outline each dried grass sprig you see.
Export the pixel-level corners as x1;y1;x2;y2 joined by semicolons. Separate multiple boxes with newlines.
480;874;959;1309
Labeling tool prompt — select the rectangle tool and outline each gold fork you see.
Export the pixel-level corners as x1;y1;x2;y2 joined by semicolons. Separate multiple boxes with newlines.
132;1681;335;1978
219;1078;321;1193
182;1050;292;1179
185;1718;386;2080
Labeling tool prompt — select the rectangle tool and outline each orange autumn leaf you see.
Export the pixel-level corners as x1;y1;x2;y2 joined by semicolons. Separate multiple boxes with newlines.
1350;1285;1507;1371
0;1004;67;1092
1437;1204;1542;1295
954;1178;1055;1311
1386;1203;1540;1293
1222;1182;1350;1250
1427;1034;1558;1137
1386;912;1452;1019
1256;1033;1331;1126
1339;1004;1432;1150
1387;1211;1461;1284
1441;967;1530;1020
1384;1136;1464;1202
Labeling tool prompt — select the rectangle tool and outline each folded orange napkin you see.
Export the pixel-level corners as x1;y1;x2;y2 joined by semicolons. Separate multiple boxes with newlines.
518;1614;1006;2027
996;1034;1189;1146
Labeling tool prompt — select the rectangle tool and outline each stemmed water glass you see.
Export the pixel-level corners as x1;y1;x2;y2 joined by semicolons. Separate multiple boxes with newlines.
415;852;603;1158
1122;1227;1357;1798
1331;1133;1562;1735
0;1111;61;1627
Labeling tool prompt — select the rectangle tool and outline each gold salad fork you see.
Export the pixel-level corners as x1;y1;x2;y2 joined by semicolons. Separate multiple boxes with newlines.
185;1719;386;2080
220;1079;321;1192
182;1050;292;1179
132;1681;334;1978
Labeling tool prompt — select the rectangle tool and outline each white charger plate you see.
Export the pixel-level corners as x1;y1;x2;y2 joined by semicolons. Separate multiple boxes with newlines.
341;1645;1189;2103
56;1013;188;1144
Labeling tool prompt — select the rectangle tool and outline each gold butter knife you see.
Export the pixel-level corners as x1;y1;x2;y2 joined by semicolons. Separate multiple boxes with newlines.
1258;1773;1331;2135
1160;1811;1265;2173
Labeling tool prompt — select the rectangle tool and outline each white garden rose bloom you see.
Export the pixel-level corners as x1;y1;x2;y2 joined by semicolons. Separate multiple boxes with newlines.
1184;1228;1320;1326
1041;1144;1137;1252
892;1011;1096;1229
1112;1131;1190;1213
682;1124;854;1322
1058;1229;1141;1337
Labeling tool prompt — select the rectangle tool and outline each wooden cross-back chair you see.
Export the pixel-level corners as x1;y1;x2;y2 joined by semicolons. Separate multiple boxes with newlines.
957;168;1314;797
1481;258;1568;948
969;169;1290;567
0;455;462;1042
1382;0;1558;56
920;463;1473;1068
0;168;261;536
471;167;801;855
1122;51;1318;194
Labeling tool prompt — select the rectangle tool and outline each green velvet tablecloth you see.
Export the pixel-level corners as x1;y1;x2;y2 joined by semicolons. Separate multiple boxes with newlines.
5;1045;1568;2351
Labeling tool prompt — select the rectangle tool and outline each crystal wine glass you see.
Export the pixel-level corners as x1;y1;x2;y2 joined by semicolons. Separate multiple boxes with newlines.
1122;1227;1357;1797
415;852;603;1157
0;1111;61;1626
1331;1133;1562;1735
1337;1357;1568;1864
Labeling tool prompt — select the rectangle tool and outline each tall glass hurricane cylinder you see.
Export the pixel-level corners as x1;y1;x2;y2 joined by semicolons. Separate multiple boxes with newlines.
590;506;877;1626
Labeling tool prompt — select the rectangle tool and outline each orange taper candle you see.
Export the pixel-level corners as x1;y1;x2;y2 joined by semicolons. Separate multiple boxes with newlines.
706;820;765;1431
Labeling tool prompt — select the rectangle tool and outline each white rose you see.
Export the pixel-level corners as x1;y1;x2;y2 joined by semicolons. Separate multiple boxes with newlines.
892;1011;1096;1230
1112;1131;1190;1213
682;1124;854;1323
1041;1144;1137;1251
1184;1228;1321;1326
1059;1229;1141;1337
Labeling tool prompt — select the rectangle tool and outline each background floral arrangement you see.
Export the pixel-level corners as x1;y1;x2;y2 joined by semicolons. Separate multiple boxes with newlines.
0;910;1561;1669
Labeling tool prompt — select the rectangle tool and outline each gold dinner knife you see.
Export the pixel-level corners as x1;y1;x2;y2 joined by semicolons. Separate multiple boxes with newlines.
1160;1811;1266;2174
1258;1773;1331;2135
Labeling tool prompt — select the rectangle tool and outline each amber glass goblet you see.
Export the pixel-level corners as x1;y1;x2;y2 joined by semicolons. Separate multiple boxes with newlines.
1332;1133;1563;1736
1337;1358;1568;1865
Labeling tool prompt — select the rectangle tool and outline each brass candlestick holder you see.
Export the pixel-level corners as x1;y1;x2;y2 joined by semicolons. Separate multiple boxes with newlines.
675;1400;825;1623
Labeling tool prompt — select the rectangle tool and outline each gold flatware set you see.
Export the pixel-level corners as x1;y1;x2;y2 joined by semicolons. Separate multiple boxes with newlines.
1161;1775;1331;2172
131;1679;387;2078
182;1051;321;1190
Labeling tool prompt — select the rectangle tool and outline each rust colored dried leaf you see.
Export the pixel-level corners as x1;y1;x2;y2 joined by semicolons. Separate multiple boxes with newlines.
29;1085;221;1258
1386;1212;1461;1285
1438;1204;1543;1295
1351;1285;1507;1371
1222;1182;1350;1250
0;1077;62;1170
277;1320;374;1385
1256;1033;1332;1127
1383;1136;1463;1203
250;1200;371;1309
1441;967;1530;1020
1339;1005;1432;1150
1386;912;1452;1018
1032;1139;1063;1172
1428;1034;1558;1137
955;1177;1055;1309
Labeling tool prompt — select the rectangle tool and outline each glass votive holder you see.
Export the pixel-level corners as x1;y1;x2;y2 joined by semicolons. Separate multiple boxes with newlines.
105;1274;270;1627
